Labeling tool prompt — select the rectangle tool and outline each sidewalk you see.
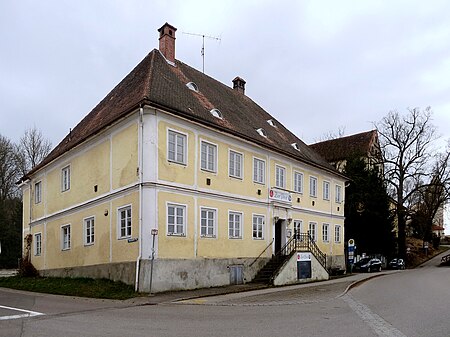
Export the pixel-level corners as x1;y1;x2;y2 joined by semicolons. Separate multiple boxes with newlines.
125;271;398;306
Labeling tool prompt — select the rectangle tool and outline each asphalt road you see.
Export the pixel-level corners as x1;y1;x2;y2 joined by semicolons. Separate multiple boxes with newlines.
0;252;448;337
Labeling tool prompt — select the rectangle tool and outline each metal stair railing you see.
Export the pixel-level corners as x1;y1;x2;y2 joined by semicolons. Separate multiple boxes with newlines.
295;232;327;270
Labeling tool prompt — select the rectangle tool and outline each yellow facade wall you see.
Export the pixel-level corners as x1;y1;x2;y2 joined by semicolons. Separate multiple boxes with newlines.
46;139;111;215
112;123;138;190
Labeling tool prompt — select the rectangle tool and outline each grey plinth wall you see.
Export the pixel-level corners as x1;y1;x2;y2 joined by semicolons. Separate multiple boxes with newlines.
39;262;136;285
138;257;270;293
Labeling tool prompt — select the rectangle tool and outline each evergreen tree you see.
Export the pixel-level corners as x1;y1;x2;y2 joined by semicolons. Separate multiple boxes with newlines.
344;157;396;257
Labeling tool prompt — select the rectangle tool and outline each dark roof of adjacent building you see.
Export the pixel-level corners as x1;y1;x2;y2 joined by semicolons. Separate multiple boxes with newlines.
23;48;343;180
309;130;378;163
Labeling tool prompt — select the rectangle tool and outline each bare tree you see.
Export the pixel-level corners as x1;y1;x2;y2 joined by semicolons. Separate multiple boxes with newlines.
0;135;19;201
315;126;346;142
376;107;439;258
15;126;52;176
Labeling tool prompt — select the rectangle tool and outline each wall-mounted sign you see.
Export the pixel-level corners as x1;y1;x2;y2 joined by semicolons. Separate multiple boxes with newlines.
269;188;292;204
297;252;312;261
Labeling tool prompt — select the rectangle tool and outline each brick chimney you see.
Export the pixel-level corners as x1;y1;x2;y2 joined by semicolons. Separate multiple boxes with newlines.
158;23;177;63
232;77;246;95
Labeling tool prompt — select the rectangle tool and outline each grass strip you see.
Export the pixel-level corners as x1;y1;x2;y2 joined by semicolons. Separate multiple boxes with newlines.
0;276;137;300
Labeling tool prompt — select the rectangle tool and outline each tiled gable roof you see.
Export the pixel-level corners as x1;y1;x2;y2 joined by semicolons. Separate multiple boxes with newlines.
24;49;341;179
309;130;378;163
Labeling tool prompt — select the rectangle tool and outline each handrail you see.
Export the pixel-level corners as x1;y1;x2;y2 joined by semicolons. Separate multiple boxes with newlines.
295;232;327;270
249;238;274;267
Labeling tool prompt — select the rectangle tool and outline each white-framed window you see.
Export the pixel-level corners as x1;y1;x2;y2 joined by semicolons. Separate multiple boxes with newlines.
293;220;303;238
34;233;42;256
61;165;70;192
200;141;217;172
118;206;132;239
61;224;71;250
252;214;265;239
322;223;329;242
294;171;303;193
308;222;317;242
253;157;266;184
168;129;187;165
335;185;342;203
228;211;242;239
34;181;42;204
229;150;243;179
323;181;330;200
309;176;317;198
335;225;342;243
84;217;95;245
275;165;286;189
200;208;216;237
167;203;186;236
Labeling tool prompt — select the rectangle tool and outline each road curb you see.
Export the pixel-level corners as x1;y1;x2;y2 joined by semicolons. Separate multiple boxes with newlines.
338;273;388;297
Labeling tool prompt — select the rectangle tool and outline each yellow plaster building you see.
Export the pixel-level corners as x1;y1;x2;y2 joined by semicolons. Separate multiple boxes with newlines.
19;23;346;292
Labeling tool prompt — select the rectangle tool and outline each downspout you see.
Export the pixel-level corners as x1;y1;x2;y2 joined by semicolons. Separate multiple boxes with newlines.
135;106;144;291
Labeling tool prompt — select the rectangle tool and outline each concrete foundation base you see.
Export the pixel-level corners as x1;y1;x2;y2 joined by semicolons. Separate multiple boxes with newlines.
138;257;270;293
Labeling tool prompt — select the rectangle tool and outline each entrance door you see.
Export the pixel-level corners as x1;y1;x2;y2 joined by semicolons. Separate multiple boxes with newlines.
274;219;284;253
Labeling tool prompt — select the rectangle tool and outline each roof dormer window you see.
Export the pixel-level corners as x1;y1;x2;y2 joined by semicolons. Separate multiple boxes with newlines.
210;108;223;119
186;82;199;92
291;142;300;151
267;119;276;127
256;128;267;138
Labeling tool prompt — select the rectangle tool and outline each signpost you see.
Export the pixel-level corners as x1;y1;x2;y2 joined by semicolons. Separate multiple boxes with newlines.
149;229;158;294
348;239;355;273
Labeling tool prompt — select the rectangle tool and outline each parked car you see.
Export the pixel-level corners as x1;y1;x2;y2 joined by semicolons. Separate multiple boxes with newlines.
353;257;382;272
388;258;405;270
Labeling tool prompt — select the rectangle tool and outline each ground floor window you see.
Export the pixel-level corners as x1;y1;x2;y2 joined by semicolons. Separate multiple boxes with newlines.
167;204;186;236
118;206;132;239
228;211;242;239
252;215;264;239
34;233;42;256
61;225;71;250
200;208;216;237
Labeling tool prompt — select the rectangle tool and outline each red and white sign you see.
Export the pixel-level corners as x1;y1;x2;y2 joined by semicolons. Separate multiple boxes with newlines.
297;252;311;261
269;188;292;203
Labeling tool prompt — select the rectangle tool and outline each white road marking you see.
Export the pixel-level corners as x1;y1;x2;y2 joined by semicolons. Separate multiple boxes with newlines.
0;305;44;320
342;294;407;337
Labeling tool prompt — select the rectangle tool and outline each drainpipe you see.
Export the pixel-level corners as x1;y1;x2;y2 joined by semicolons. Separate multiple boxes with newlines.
135;106;144;291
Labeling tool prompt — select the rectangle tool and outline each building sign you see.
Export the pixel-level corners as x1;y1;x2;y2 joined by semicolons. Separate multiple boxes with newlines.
297;252;312;261
269;188;292;204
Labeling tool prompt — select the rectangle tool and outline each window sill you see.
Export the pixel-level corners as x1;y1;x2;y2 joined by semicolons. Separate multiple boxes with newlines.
200;235;216;238
168;160;187;166
229;236;242;240
167;233;186;237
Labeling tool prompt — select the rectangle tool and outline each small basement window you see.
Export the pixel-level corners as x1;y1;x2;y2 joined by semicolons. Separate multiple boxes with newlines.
186;82;199;92
256;128;267;138
210;108;223;119
291;142;300;151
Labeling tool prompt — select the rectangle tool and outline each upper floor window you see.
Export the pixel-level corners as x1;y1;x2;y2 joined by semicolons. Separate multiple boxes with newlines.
323;181;330;200
167;203;186;236
61;166;70;192
200;141;217;173
275;165;286;189
168;130;186;165
253;158;266;184
200;208;216;237
309;176;317;198
61;224;71;250
335;185;342;203
118;206;132;239
252;215;265;239
294;172;303;193
84;217;95;245
35;181;42;204
228;211;242;239
229;150;243;179
34;233;42;256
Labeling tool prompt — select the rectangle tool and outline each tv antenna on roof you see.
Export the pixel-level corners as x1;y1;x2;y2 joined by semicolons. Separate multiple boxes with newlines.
183;32;221;73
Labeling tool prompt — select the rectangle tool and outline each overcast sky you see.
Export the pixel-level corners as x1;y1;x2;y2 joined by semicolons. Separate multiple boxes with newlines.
2;0;450;146
1;0;449;228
